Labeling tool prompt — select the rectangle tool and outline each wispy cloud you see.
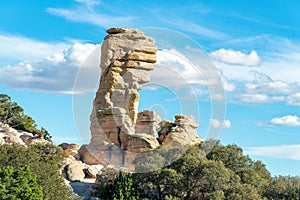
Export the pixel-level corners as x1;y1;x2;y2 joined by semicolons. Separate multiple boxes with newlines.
47;0;134;28
238;94;285;104
245;144;300;160
163;18;228;40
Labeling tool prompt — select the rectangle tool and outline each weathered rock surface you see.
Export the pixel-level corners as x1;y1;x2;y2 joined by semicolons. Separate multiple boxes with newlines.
135;110;161;137
162;115;202;146
59;143;80;159
0;122;49;146
82;28;160;166
66;161;86;182
158;120;176;143
79;28;202;171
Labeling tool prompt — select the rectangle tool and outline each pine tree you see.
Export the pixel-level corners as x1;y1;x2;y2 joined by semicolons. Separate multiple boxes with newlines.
0;165;43;200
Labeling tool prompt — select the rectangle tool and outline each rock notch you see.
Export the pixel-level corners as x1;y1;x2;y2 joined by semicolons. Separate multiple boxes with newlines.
79;28;201;169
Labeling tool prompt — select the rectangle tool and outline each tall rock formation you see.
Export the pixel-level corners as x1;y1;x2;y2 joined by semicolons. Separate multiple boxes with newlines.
79;28;202;169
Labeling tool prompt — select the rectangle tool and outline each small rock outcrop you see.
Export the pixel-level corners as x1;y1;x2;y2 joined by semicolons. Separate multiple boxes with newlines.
79;28;202;170
0;122;49;146
162;115;200;146
59;143;80;159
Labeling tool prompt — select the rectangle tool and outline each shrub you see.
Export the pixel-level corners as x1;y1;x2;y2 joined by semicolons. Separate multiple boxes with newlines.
0;143;73;199
0;165;43;200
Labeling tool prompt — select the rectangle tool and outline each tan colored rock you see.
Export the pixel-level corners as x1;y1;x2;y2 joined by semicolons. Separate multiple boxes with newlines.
158;120;176;143
66;161;86;181
81;28;159;168
175;115;199;128
126;133;160;152
86;165;101;178
59;143;80;150
162;115;202;146
59;143;80;159
162;128;201;146
79;28;204;171
126;51;157;63
78;145;104;165
135;110;161;137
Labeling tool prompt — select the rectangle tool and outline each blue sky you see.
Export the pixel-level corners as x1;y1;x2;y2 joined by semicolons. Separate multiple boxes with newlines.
1;0;300;175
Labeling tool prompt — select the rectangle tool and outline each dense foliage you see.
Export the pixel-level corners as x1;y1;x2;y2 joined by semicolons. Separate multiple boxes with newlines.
0;165;43;199
0;94;51;141
0;143;73;200
99;172;140;200
96;141;300;200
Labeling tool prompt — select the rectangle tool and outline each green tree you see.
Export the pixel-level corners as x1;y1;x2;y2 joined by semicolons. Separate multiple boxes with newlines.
264;175;300;200
225;183;263;200
0;165;43;200
99;172;140;200
206;142;272;194
131;141;273;200
0;143;73;199
0;94;52;141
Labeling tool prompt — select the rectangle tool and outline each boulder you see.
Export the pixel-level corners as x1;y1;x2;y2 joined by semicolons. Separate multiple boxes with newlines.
162;115;202;146
86;165;103;179
66;161;86;181
78;145;103;165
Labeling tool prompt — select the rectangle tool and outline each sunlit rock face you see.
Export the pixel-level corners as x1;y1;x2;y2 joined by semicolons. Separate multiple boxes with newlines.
79;28;201;169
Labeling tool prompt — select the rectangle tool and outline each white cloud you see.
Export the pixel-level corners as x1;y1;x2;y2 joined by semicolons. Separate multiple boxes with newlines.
152;48;225;101
221;77;235;92
269;115;300;127
287;93;300;106
238;94;285;104
244;71;299;96
0;43;100;94
0;34;69;65
210;48;261;66
210;118;231;128
210;36;300;106
246;81;292;94
47;0;134;28
245;144;300;160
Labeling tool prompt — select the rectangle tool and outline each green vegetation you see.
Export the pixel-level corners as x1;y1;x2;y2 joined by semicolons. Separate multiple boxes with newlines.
95;141;300;200
99;172;140;200
0;94;51;141
0;144;73;200
0;165;43;200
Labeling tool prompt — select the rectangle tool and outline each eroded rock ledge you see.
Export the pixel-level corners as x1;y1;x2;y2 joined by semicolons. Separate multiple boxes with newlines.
79;28;202;169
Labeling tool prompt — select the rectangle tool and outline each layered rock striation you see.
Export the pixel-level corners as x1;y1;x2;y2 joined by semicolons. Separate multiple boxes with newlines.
79;28;201;168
